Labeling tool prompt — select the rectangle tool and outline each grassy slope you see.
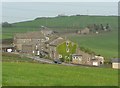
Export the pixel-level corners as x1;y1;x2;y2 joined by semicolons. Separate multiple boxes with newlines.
2;16;118;38
2;15;118;59
68;31;118;59
2;61;118;86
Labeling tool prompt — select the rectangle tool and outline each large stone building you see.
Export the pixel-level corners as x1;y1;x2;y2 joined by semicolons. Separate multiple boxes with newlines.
13;29;104;66
13;30;77;61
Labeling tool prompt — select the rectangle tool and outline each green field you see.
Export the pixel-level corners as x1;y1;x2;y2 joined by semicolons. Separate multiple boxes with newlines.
2;53;119;86
68;30;118;59
2;15;118;39
2;62;118;86
2;15;118;59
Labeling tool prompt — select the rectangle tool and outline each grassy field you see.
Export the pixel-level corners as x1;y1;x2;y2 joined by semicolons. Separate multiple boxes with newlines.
2;15;118;39
2;61;118;86
2;53;119;86
68;30;118;60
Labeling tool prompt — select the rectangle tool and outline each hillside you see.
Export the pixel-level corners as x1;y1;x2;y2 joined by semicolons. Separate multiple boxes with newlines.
2;53;118;86
2;15;118;59
2;15;118;39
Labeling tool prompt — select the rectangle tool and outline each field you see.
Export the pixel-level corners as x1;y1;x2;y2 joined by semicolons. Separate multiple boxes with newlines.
2;62;118;86
2;15;118;39
2;53;119;86
68;30;118;60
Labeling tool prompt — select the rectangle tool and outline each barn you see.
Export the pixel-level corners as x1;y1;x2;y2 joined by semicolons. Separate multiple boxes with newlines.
111;58;120;69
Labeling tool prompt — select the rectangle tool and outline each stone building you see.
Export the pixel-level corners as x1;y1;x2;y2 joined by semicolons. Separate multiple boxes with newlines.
111;58;120;69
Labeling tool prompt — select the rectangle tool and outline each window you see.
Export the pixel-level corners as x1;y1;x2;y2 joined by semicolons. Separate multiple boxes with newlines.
36;45;38;49
59;54;62;58
41;47;44;50
74;57;76;59
41;39;44;42
66;48;69;52
46;37;49;41
66;41;69;46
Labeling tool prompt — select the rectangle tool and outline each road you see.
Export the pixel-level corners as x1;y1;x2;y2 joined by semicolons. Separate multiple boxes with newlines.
27;56;79;66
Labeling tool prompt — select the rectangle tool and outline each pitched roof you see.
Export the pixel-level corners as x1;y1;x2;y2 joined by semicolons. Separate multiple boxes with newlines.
15;31;45;39
49;37;65;46
111;58;120;63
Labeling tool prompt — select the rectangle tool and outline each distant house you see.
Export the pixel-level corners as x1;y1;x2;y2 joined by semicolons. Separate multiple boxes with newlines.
77;27;90;35
111;58;120;69
41;29;54;36
81;27;90;34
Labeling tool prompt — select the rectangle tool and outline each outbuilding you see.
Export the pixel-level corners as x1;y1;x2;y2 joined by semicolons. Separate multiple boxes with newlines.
111;58;120;69
2;45;14;52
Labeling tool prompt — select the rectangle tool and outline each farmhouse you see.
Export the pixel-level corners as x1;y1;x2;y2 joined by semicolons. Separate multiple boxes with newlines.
48;37;66;59
111;58;120;69
77;27;90;35
72;49;104;66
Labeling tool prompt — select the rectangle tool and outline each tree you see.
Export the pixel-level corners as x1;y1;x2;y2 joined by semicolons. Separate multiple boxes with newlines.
2;22;12;27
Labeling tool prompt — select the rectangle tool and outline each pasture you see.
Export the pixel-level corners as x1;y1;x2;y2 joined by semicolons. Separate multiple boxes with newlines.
68;30;118;59
2;61;118;86
2;15;118;39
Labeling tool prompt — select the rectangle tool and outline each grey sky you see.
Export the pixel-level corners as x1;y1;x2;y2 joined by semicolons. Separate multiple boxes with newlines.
2;2;118;23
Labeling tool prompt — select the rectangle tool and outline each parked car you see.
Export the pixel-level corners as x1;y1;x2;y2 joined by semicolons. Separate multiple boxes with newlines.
53;59;62;64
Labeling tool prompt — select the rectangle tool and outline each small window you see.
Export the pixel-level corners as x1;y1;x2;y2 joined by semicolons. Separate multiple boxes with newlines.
59;54;62;58
41;47;44;50
74;57;76;59
66;48;69;52
66;41;69;46
41;39;44;42
36;45;38;49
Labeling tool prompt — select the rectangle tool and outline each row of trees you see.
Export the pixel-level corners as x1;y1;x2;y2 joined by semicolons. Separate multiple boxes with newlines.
2;22;12;27
88;24;111;32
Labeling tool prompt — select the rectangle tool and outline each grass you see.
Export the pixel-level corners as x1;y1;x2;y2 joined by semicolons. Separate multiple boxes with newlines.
68;30;118;60
2;53;34;62
2;51;119;86
2;61;118;86
2;15;118;39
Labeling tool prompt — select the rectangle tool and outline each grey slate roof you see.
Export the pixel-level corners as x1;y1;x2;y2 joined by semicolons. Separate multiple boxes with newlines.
111;58;120;63
15;31;45;39
49;37;65;46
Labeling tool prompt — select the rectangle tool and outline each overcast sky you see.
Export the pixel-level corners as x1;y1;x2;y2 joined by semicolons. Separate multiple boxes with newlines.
2;2;118;23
